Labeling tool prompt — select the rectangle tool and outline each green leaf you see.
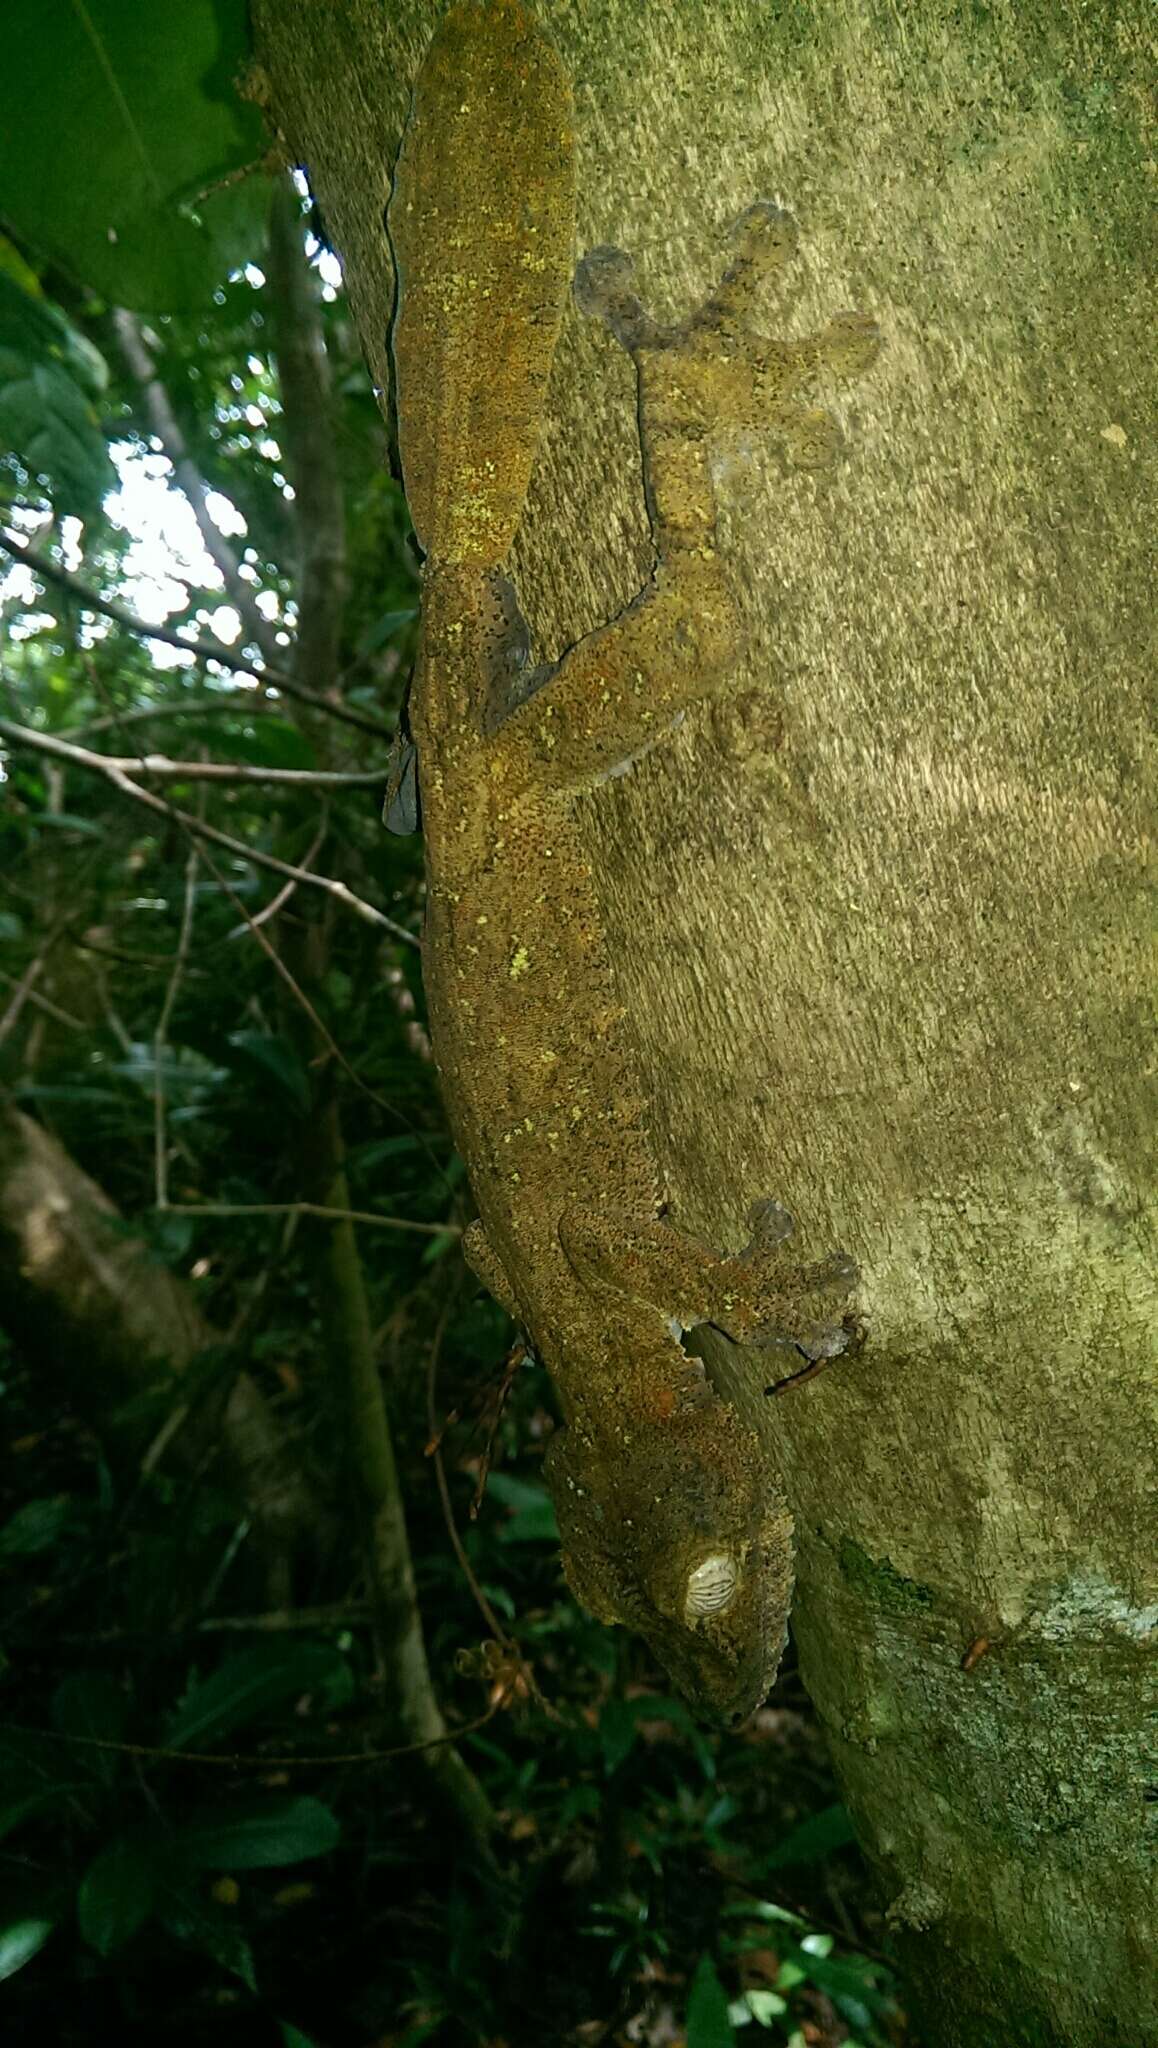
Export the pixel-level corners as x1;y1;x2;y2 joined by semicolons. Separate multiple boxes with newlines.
179;716;317;770
178;1795;339;1870
0;1495;71;1556
156;1876;255;1990
763;1803;856;1870
51;1671;127;1786
225;1030;312;1112
721;1898;809;1930
420;1228;461;1268
0;1917;54;1981
280;2026;323;2048
165;1641;349;1751
78;1836;156;1955
27;811;107;835
2;0;269;311
788;1946;888;2032
485;1473;559;1545
598;1694;715;1781
0;273;115;512
51;1670;128;1746
729;1989;788;2025
357;607;418;653
686;1954;735;2048
0;1787;78;1843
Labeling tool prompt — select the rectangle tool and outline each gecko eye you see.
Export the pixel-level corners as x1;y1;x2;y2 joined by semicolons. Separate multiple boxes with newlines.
684;1552;739;1619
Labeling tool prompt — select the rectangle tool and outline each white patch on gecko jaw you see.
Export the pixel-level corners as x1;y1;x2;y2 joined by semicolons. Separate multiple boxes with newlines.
684;1552;739;1618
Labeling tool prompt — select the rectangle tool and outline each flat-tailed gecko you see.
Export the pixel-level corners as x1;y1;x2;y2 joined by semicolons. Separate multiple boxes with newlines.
388;0;880;1721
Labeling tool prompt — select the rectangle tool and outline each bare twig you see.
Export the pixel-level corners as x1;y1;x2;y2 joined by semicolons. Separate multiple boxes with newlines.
154;839;201;1209
0;967;84;1031
111;307;278;660
195;836;441;1156
0;716;417;945
0;530;394;740
8;745;388;790
424;1297;554;1717
225;815;326;938
73;696;284;740
0;918;69;1051
0;1704;508;1770
163;1201;456;1238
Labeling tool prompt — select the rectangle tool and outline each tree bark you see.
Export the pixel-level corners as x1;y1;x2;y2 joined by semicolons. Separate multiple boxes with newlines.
251;3;1155;2038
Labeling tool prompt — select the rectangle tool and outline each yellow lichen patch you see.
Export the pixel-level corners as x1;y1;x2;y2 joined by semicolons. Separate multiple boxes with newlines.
509;945;531;979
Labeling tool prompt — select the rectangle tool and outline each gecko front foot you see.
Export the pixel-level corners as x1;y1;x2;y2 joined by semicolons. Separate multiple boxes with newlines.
558;1201;859;1363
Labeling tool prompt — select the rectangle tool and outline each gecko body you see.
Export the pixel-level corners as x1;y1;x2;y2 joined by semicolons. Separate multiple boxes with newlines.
389;0;879;1720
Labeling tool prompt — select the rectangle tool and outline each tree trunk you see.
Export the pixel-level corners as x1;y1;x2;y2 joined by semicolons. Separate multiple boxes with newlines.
250;2;1155;2038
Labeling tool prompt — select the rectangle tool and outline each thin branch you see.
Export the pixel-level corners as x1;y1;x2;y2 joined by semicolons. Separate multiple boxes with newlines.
73;696;284;739
0;716;417;945
425;1296;553;1717
111;307;278;660
163;1201;457;1238
0;530;394;740
225;814;327;939
197;835;441;1156
0;1704;507;1770
0;966;84;1031
48;1604;371;1644
154;839;201;1209
12;743;387;790
0;917;69;1051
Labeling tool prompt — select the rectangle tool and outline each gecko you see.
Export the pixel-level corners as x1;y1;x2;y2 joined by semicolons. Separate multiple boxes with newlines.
387;0;881;1722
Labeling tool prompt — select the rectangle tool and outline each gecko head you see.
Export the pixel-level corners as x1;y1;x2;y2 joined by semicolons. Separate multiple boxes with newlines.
548;1399;795;1726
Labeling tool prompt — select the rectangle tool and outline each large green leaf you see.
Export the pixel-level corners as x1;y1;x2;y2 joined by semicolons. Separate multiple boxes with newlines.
762;1802;856;1870
178;1795;340;1870
77;1836;157;1956
685;1955;735;2048
0;1917;55;1982
0;269;115;509
0;1495;71;1556
165;1640;349;1751
2;0;269;310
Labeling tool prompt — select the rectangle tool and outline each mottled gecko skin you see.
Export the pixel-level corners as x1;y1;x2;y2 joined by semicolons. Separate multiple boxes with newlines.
389;0;880;1721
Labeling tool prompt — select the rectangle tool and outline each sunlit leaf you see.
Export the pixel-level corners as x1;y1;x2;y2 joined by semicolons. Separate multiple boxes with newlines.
0;1917;54;1981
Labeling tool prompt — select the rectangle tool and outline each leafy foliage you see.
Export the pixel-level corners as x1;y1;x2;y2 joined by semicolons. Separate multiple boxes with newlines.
1;0;267;310
0;262;116;513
